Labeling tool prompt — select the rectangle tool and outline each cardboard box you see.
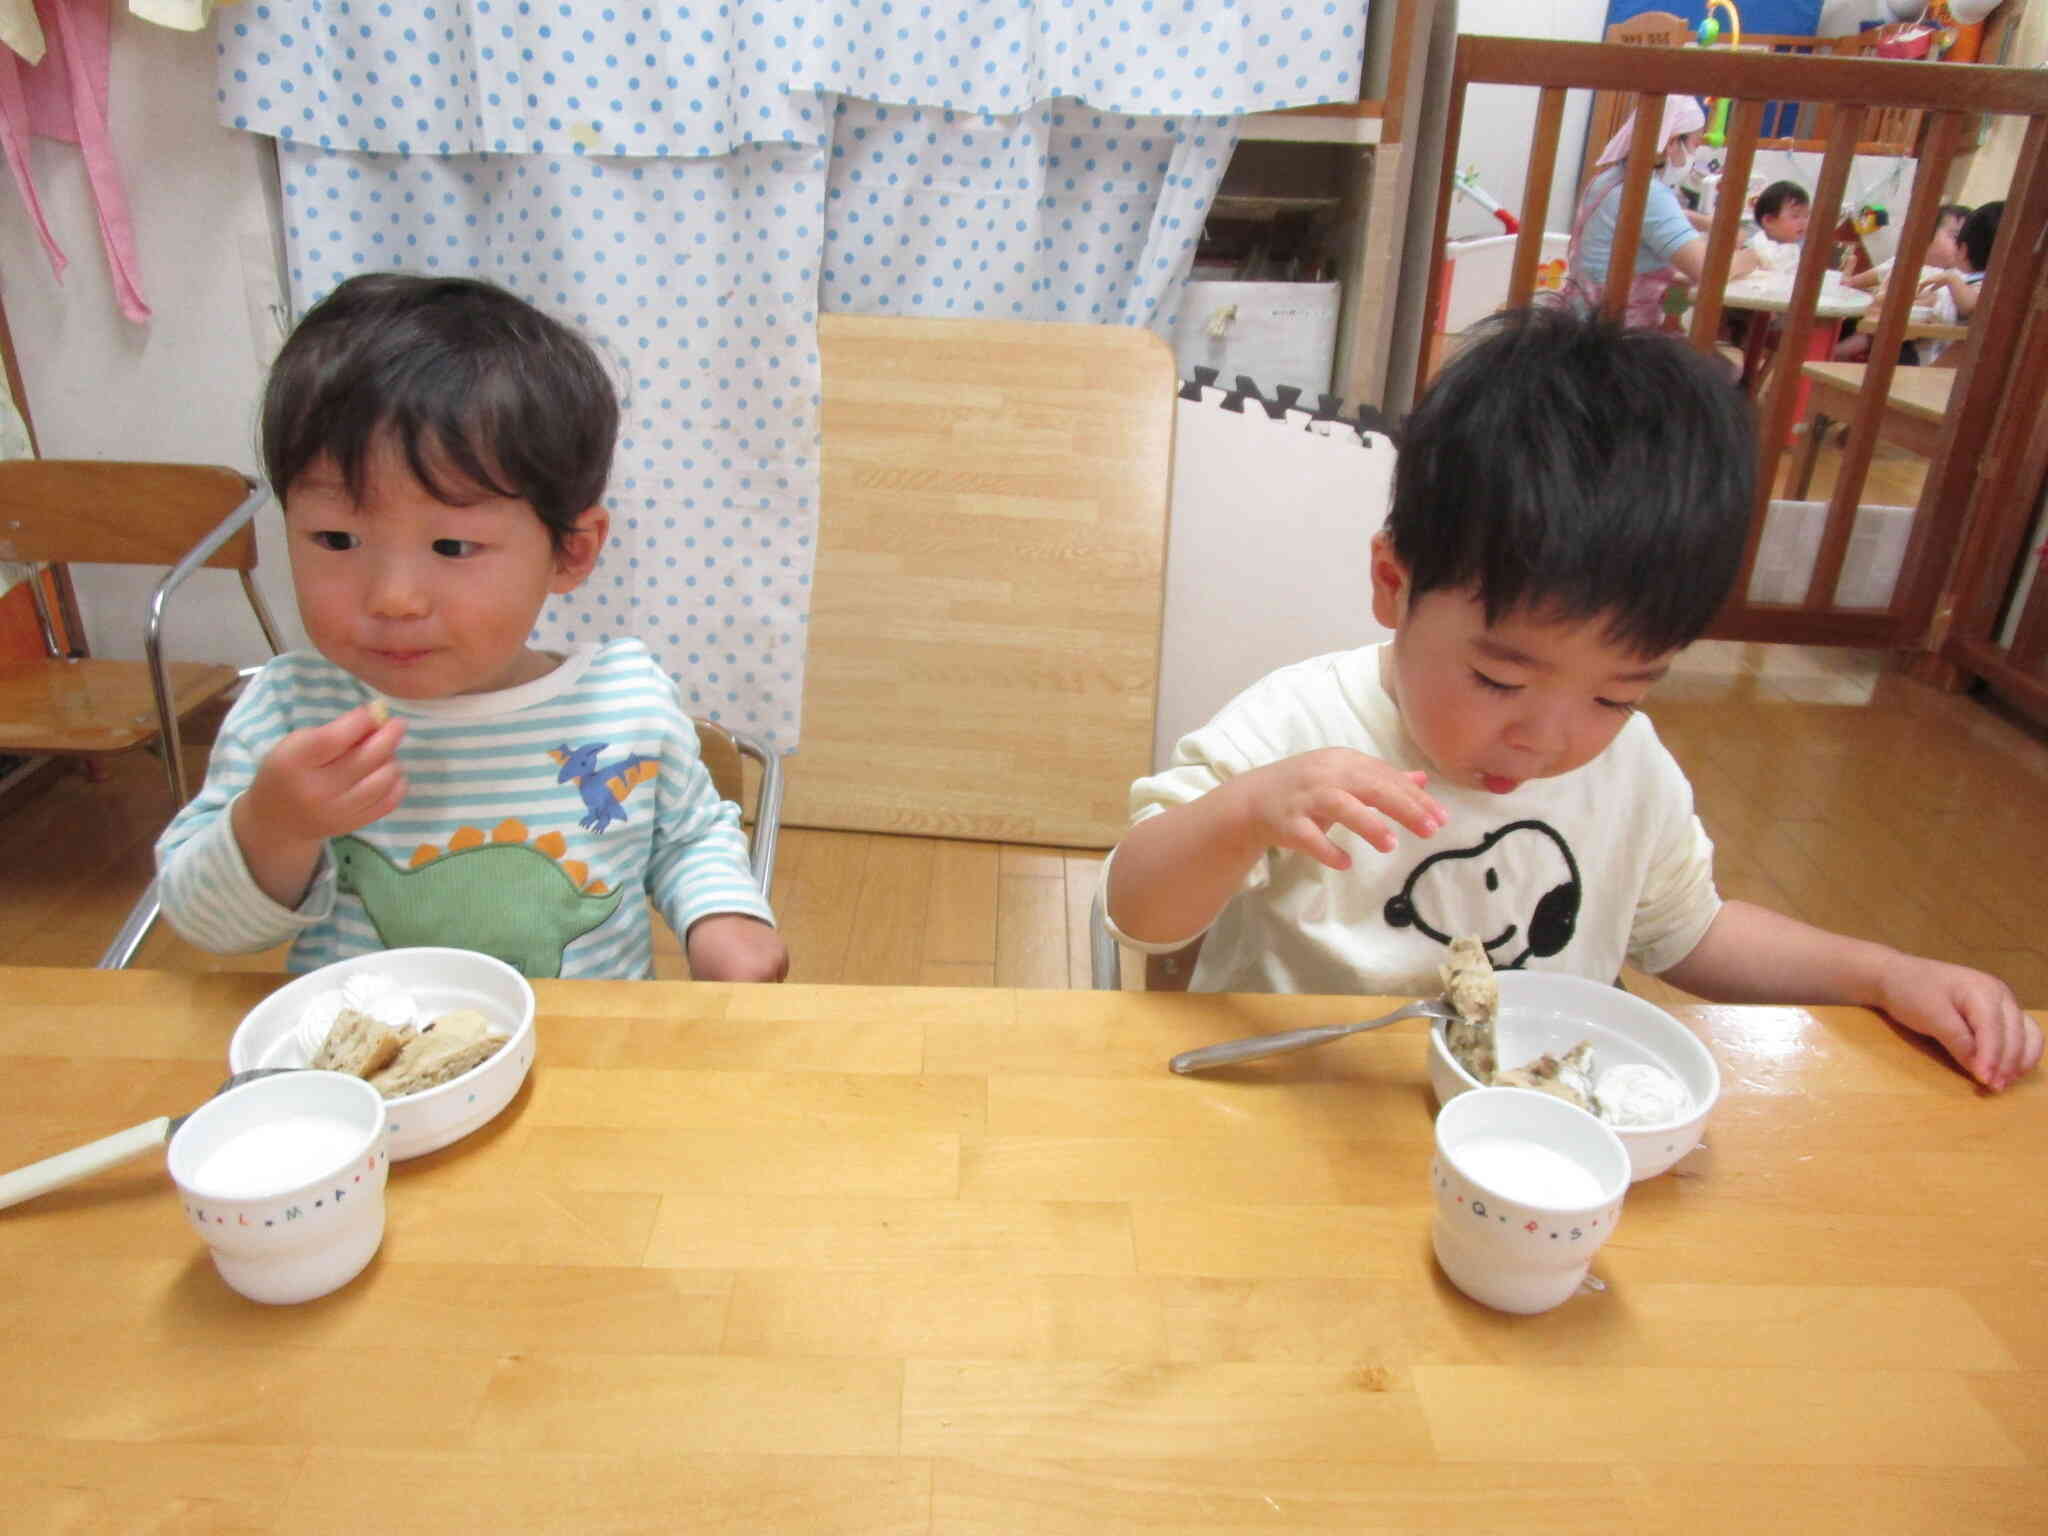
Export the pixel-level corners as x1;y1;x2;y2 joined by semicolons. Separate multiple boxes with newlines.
1171;280;1340;397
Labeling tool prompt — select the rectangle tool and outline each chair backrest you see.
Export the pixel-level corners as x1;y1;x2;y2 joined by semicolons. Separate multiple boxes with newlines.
692;716;782;902
0;461;261;571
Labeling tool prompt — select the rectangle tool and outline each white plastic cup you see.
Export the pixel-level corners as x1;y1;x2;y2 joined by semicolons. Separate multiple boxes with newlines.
1431;1087;1629;1314
168;1071;390;1305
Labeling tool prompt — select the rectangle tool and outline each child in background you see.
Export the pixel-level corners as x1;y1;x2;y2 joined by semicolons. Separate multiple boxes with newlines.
1102;308;2038;1093
1847;203;1969;295
1837;204;1971;363
1916;200;2001;364
1747;180;1810;274
157;273;788;984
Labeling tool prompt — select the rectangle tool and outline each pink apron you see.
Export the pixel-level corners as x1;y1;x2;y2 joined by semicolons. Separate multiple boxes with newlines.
1552;165;1678;332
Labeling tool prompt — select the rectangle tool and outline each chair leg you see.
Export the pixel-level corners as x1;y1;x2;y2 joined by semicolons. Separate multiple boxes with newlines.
99;879;161;969
1089;888;1122;990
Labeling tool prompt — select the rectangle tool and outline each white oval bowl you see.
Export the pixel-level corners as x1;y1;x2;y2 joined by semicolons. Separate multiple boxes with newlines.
1427;970;1720;1181
229;948;536;1161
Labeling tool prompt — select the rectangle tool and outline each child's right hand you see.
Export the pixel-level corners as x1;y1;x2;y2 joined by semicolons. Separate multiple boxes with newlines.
243;703;408;843
1232;748;1447;871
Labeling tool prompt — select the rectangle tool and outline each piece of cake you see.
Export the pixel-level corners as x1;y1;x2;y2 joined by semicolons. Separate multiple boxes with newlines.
367;1008;506;1097
1493;1040;1599;1113
309;1005;411;1078
1439;936;1499;1083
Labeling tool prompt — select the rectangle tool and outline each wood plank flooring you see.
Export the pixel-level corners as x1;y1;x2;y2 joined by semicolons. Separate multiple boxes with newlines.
2;640;2042;1006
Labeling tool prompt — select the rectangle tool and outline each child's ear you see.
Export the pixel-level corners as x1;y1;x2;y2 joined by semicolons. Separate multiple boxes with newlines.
550;507;610;593
1369;531;1411;629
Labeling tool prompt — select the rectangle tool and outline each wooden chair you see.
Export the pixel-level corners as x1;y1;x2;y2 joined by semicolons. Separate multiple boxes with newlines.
99;715;782;969
0;460;283;808
687;715;783;903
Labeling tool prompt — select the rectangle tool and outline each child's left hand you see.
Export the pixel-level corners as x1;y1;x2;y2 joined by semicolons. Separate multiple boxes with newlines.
1875;953;2041;1092
685;913;789;983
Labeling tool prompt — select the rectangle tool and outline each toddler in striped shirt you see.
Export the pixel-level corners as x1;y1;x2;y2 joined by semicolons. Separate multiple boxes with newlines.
157;274;786;982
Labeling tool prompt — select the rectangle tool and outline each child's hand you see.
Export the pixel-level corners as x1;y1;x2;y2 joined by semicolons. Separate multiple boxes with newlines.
1875;953;2041;1092
243;704;408;845
1235;748;1447;871
686;914;789;983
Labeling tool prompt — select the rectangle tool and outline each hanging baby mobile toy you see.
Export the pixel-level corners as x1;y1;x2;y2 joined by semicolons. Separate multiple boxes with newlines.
1696;0;1741;150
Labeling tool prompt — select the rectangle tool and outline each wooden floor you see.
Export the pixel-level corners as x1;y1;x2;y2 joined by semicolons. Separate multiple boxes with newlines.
4;636;2044;1007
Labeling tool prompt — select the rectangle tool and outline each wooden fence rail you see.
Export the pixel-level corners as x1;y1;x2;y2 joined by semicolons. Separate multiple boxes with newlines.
1418;35;2048;681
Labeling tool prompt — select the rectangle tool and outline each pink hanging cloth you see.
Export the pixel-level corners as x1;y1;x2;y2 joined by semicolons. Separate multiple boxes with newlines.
0;0;150;322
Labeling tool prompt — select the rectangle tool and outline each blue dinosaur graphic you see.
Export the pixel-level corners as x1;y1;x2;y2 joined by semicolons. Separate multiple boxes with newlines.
548;742;659;833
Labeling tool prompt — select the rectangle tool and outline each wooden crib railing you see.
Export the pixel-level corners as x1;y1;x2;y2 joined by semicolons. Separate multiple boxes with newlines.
1417;36;2048;691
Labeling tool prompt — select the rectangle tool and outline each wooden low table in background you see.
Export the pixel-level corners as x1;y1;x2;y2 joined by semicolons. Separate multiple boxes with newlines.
1720;272;1870;399
1;966;2042;1531
1791;359;1957;498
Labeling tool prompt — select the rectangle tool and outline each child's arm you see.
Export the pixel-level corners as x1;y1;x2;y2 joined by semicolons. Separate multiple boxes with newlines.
1106;749;1446;946
230;705;408;907
157;685;406;953
1659;899;2040;1091
646;708;786;983
684;912;788;983
1915;268;1982;318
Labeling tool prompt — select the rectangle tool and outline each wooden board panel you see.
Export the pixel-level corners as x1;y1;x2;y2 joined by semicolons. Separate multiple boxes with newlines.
795;315;1174;848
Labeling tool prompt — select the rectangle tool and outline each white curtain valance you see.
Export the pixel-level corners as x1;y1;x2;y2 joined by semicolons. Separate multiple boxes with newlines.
217;1;1369;158
780;0;1367;118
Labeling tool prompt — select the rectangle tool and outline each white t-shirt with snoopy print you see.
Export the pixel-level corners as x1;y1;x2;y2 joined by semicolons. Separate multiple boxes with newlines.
1106;643;1721;996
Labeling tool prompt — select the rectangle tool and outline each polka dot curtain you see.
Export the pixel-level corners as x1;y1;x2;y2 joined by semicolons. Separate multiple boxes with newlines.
217;2;1369;750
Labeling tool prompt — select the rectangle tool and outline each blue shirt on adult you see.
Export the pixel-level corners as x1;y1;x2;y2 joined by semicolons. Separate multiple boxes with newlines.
1576;170;1698;285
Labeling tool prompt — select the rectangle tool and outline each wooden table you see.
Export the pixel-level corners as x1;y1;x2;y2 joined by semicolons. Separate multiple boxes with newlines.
1790;360;1958;499
3;967;2043;1532
1720;274;1871;425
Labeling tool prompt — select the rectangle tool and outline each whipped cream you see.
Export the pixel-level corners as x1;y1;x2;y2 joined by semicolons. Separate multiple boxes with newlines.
292;970;422;1061
1595;1062;1691;1127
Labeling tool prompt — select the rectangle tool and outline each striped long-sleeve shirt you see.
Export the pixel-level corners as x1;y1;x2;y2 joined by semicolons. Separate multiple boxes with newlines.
156;639;774;979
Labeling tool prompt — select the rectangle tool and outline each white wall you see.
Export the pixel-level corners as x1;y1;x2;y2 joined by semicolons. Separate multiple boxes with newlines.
0;8;298;664
1444;0;1612;242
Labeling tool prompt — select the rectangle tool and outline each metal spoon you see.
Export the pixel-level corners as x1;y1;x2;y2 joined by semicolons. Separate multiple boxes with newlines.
1169;998;1460;1075
0;1068;298;1212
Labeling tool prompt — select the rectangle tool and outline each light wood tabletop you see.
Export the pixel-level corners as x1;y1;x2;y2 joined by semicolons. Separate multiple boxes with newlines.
1802;359;1958;427
1719;273;1872;321
1790;362;1959;500
3;966;2043;1533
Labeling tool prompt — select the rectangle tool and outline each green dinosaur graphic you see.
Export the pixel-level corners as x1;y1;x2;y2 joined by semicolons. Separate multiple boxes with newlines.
333;833;624;979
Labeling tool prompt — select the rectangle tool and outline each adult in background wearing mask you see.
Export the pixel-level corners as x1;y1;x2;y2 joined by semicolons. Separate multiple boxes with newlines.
1557;96;1759;331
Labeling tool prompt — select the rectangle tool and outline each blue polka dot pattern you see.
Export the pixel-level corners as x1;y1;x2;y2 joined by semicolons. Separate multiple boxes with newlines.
784;0;1366;116
217;4;1368;152
276;113;828;751
225;4;1363;747
819;97;1233;325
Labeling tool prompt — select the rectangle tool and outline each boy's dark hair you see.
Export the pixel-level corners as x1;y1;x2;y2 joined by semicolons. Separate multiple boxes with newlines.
1388;307;1754;657
1754;180;1809;222
1938;203;1972;229
1959;201;2002;272
261;273;619;550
